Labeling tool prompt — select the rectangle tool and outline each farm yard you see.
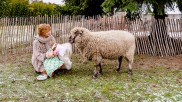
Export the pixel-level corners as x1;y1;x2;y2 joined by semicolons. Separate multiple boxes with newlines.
0;15;182;101
0;53;181;101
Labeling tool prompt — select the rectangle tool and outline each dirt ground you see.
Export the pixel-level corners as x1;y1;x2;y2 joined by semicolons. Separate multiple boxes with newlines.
0;53;182;71
133;54;182;70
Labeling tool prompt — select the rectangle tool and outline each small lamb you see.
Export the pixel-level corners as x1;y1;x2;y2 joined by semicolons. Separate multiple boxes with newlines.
51;43;73;70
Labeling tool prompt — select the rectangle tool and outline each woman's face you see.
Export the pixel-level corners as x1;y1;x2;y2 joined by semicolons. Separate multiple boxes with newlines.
44;30;51;38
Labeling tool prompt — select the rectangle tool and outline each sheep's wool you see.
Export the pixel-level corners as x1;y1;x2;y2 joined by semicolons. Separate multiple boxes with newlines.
70;27;135;62
70;27;135;76
56;44;67;57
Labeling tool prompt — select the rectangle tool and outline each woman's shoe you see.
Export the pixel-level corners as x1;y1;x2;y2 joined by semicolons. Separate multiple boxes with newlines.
34;70;41;74
36;74;48;80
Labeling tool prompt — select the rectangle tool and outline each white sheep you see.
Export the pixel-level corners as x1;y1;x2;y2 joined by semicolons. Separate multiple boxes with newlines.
69;27;136;78
53;43;73;70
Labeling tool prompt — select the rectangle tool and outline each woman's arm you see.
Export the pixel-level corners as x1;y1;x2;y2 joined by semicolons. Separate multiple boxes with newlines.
33;40;46;62
50;35;56;46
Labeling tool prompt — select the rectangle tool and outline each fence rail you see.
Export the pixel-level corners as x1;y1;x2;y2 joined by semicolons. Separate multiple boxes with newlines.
0;15;182;62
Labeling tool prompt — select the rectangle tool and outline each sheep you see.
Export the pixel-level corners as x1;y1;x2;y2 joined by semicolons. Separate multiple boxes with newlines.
52;43;73;70
69;27;136;78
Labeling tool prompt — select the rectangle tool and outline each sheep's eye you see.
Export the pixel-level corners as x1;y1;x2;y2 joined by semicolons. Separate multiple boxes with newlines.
75;31;80;35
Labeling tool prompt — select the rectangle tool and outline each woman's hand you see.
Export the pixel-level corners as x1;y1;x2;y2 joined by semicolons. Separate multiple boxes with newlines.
46;51;54;58
53;51;58;56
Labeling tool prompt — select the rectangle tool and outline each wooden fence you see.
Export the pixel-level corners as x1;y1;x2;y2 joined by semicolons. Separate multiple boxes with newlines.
0;15;182;62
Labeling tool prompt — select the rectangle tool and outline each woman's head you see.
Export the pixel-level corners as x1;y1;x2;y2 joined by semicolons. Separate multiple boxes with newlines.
38;24;51;38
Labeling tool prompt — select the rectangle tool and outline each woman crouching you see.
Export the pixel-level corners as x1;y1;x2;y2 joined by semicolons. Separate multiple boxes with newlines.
31;23;56;80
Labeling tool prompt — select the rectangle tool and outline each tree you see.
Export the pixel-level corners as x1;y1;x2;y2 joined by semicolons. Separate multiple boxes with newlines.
139;0;182;55
9;0;29;17
62;0;105;16
0;0;11;17
102;0;142;16
102;0;182;55
28;2;57;16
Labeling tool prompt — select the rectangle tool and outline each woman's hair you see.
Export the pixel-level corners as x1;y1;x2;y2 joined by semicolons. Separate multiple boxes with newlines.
37;24;51;37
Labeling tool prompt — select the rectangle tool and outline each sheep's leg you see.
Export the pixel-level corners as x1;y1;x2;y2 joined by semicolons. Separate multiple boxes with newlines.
93;63;102;78
116;56;123;72
82;58;88;64
98;63;102;74
125;57;133;75
93;67;98;78
92;55;102;78
82;53;88;64
128;63;133;75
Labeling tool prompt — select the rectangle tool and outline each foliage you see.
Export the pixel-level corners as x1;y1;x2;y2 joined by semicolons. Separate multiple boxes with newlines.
28;2;56;16
9;0;30;17
101;0;122;14
61;0;105;16
176;0;182;11
140;0;174;19
0;0;11;17
101;0;140;15
0;0;59;17
101;0;142;20
134;0;182;19
0;0;181;18
102;0;182;19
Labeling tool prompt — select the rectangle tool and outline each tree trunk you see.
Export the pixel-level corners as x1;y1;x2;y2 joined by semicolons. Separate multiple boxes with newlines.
148;8;177;56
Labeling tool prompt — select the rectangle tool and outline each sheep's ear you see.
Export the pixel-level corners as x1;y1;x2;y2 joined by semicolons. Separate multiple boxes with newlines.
80;29;84;35
75;29;83;36
75;30;80;35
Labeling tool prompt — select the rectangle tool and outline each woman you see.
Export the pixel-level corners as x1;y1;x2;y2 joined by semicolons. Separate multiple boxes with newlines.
31;23;56;80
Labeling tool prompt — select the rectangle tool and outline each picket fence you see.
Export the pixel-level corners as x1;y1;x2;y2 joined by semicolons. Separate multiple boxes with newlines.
0;15;182;62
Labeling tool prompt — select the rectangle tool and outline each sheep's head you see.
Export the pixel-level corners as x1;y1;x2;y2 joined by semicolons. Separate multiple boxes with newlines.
69;27;84;44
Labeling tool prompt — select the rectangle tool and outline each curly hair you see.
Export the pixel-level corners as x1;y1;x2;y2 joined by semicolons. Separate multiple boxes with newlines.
37;24;51;37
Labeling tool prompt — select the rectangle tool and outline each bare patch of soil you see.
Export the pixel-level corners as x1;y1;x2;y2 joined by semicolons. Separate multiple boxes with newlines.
0;53;182;71
134;54;182;70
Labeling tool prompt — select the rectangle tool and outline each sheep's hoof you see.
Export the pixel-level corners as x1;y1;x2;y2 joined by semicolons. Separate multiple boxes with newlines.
82;61;87;64
97;72;102;76
116;66;120;72
128;69;133;75
99;70;102;74
92;72;102;79
93;71;99;78
116;68;120;72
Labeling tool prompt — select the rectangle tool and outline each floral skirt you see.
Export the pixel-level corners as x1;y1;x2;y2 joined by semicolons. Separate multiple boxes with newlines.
43;56;64;77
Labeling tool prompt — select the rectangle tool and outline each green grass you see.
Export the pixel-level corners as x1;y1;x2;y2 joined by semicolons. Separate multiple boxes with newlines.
0;54;181;102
